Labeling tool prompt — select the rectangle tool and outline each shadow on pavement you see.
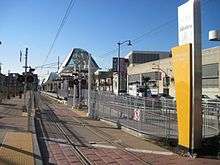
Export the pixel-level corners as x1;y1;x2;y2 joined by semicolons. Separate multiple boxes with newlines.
0;143;42;160
199;135;220;159
0;103;17;107
34;113;50;164
0;124;27;133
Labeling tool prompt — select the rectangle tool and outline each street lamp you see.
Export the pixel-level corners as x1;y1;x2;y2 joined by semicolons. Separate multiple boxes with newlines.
117;40;132;94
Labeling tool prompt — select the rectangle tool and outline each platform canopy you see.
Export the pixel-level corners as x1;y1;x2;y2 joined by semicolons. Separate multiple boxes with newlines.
58;48;99;76
42;72;58;85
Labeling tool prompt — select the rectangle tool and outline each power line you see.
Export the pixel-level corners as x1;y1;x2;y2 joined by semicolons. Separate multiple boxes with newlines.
97;0;212;61
35;62;57;68
98;18;176;60
35;61;58;71
132;18;176;44
42;0;76;68
38;66;58;69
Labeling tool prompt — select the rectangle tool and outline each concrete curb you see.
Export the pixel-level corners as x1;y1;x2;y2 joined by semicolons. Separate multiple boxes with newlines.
100;118;154;139
31;93;43;165
41;92;67;105
100;119;118;128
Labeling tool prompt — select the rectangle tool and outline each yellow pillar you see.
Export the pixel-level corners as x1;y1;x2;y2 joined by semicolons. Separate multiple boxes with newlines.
172;44;202;151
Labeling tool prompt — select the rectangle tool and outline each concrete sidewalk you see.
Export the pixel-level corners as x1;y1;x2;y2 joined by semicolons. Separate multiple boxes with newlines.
0;95;42;165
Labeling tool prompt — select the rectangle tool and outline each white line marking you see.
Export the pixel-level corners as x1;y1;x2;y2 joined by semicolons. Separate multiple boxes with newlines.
91;144;117;149
125;148;174;155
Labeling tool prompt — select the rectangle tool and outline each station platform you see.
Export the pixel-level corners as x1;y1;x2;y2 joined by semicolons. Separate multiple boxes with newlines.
0;95;42;165
42;91;220;164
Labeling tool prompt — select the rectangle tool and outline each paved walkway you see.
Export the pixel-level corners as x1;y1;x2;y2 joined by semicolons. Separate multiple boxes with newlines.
68;108;169;153
0;95;41;165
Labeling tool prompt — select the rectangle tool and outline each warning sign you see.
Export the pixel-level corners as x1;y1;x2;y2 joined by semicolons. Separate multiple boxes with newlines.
133;109;141;121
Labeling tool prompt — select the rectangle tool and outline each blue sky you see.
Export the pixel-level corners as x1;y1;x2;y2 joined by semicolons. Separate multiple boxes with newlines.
0;0;219;78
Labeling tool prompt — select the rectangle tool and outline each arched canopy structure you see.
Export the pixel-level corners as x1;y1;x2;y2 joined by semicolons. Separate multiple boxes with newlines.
58;48;99;76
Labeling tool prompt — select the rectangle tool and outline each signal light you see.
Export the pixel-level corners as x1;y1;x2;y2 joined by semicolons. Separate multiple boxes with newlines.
17;75;25;83
27;75;34;83
74;79;79;85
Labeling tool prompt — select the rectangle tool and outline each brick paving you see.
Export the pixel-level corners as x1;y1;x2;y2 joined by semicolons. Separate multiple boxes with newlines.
78;147;147;164
47;142;82;164
132;152;220;165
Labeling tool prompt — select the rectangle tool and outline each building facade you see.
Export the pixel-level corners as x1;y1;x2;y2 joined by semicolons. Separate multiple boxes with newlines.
94;70;113;92
127;46;220;98
202;46;220;97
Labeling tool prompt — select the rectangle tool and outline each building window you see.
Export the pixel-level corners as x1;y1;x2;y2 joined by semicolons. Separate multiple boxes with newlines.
202;63;219;78
202;78;218;88
202;63;219;88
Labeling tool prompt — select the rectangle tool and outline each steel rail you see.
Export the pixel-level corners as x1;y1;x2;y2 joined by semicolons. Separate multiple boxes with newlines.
39;95;92;165
44;95;153;165
69;114;153;165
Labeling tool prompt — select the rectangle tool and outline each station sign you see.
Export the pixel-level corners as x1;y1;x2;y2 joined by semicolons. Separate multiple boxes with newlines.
175;0;202;151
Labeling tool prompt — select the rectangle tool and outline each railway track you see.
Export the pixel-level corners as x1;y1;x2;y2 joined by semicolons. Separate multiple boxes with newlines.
70;113;153;165
41;94;153;165
38;95;92;165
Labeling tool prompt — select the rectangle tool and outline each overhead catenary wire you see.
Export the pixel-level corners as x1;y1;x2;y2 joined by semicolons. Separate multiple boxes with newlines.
42;0;76;69
40;0;211;73
96;17;176;62
35;62;58;68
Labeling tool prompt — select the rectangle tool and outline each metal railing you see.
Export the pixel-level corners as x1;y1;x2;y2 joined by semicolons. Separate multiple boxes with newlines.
90;90;220;140
45;89;220;140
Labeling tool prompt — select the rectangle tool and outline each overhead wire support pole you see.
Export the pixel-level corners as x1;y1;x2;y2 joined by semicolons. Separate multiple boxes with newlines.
23;48;31;132
117;42;121;95
58;56;60;72
57;56;60;98
117;40;132;95
87;54;92;118
24;48;28;112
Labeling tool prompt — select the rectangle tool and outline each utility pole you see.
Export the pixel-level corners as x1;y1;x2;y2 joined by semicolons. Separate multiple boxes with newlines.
7;70;10;99
72;66;78;108
24;48;28;111
78;64;82;108
0;63;2;74
117;43;121;95
57;56;60;98
117;40;132;95
87;54;92;117
58;56;60;72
